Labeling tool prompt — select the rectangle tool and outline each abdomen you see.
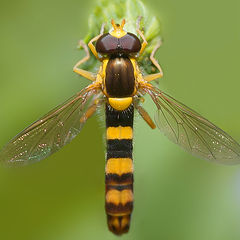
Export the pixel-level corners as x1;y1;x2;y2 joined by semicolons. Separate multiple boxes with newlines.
105;103;134;235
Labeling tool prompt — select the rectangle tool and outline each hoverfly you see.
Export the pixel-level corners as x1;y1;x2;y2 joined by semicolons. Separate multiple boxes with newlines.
1;17;240;235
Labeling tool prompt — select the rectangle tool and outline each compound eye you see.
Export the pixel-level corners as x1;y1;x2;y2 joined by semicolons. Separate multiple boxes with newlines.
96;33;118;54
119;33;141;53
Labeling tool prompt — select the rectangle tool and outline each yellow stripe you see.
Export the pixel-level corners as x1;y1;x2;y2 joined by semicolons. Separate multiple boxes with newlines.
108;97;133;111
107;126;133;140
106;189;133;205
106;158;133;175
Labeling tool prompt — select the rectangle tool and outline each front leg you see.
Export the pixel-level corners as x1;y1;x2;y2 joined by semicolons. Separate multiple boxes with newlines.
73;40;96;81
136;16;148;56
88;23;106;61
143;40;163;82
73;23;106;81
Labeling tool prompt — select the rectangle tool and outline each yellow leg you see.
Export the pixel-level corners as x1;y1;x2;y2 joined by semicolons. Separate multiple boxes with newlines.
80;102;97;123
100;22;106;35
80;97;103;123
135;103;156;129
88;23;106;60
73;40;96;81
143;40;163;82
136;16;148;55
88;35;101;60
74;23;106;80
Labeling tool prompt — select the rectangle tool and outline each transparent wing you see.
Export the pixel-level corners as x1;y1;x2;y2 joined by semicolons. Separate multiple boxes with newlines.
0;87;103;166
144;86;240;165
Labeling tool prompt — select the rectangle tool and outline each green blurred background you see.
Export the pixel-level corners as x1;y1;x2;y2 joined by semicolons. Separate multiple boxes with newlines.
0;0;240;239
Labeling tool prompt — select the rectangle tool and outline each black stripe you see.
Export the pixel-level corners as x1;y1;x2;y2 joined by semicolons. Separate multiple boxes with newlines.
107;139;132;152
106;104;134;127
105;174;133;185
106;183;133;191
107;150;132;159
106;202;133;214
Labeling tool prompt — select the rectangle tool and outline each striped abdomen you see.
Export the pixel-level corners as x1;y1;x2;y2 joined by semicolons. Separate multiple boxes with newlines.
105;103;134;235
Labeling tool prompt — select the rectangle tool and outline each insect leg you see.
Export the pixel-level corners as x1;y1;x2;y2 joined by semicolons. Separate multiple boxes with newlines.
88;23;105;61
143;40;163;82
135;101;156;129
73;40;97;81
100;22;106;35
136;16;148;55
80;96;103;123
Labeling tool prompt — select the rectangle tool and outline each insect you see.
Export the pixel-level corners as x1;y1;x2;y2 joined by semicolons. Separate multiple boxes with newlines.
1;17;240;235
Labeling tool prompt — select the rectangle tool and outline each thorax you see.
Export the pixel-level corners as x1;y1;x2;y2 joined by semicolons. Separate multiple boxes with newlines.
101;57;138;98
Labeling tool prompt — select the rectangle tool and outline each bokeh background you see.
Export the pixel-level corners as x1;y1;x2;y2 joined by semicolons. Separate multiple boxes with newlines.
0;0;240;239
